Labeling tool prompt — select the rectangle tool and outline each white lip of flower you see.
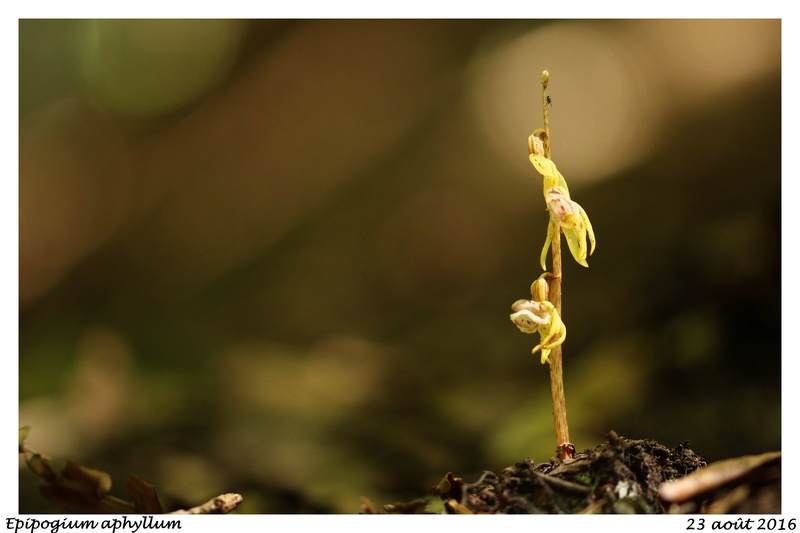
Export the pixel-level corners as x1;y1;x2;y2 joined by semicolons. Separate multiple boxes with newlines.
510;299;551;334
546;187;582;226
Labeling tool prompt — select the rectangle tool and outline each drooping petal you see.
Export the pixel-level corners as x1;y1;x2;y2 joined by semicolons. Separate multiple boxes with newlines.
540;219;556;271
582;205;596;257
545;311;567;348
562;220;589;267
534;344;552;365
535;319;567;365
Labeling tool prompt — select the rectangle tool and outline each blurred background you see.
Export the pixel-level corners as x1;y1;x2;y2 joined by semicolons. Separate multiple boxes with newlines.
18;19;781;513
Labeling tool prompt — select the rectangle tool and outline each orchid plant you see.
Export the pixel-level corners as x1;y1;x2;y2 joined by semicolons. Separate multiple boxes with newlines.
509;70;596;461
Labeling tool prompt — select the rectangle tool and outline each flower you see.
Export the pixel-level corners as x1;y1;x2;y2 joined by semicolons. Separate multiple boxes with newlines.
541;187;596;269
510;298;567;365
528;133;595;268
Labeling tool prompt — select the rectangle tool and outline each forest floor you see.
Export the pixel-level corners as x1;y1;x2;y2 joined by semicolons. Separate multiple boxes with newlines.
366;431;781;514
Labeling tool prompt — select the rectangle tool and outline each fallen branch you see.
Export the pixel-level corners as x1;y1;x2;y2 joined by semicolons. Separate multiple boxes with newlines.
170;493;244;515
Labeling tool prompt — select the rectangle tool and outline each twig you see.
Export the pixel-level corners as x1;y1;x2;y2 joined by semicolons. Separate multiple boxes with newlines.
170;493;244;514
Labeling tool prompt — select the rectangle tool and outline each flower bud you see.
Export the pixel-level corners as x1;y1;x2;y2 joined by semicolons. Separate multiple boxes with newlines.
528;131;545;156
531;277;549;303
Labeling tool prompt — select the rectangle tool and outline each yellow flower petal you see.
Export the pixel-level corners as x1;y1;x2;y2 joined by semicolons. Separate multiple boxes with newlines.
540;219;556;270
562;219;589;267
583;206;596;257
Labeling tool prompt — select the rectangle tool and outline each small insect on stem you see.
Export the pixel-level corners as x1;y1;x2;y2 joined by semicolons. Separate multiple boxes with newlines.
546;94;553;107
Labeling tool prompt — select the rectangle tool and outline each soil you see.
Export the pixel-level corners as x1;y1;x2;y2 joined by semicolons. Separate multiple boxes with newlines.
367;431;782;514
